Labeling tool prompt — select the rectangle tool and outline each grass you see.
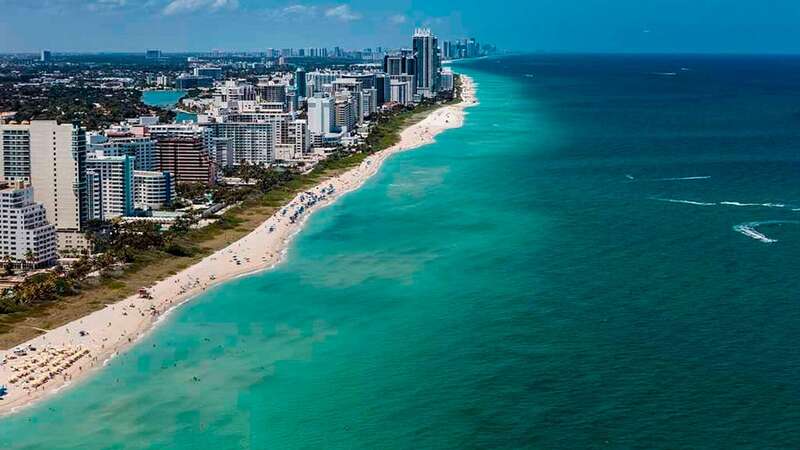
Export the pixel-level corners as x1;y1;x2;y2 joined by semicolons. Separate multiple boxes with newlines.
0;89;462;349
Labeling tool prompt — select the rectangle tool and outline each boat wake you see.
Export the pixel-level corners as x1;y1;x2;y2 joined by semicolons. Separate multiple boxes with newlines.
627;175;710;182
655;176;711;181
653;198;716;206
721;201;787;209
733;220;799;244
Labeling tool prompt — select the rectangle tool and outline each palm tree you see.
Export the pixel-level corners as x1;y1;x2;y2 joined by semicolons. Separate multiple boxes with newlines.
2;255;13;276
24;249;36;271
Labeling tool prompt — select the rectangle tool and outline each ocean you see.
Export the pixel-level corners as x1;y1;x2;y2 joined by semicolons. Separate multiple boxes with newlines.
3;54;800;448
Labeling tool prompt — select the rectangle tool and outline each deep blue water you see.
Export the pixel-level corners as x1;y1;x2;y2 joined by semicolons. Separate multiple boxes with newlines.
3;55;800;448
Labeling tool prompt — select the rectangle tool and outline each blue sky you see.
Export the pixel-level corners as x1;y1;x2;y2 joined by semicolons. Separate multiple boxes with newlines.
1;0;800;53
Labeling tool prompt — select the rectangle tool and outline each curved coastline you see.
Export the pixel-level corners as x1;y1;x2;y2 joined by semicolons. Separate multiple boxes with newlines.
0;75;478;416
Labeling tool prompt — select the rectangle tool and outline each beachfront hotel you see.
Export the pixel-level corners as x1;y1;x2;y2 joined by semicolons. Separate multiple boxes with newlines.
86;154;135;221
28;120;91;253
0;181;57;268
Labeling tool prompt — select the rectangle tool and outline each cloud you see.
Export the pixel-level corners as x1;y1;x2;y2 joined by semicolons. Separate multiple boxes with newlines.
260;4;318;20
389;14;406;25
162;0;238;16
324;4;361;22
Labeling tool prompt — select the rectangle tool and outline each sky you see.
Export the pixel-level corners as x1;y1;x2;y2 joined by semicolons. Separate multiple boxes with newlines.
1;0;800;54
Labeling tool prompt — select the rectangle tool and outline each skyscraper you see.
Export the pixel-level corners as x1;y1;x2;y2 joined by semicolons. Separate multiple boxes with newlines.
307;95;335;135
86;154;135;220
40;50;52;63
295;67;307;99
0;122;32;181
412;28;441;99
29;120;89;252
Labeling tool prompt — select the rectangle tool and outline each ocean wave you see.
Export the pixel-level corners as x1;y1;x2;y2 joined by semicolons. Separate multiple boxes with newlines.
733;220;800;244
654;176;711;181
653;198;716;206
720;201;787;209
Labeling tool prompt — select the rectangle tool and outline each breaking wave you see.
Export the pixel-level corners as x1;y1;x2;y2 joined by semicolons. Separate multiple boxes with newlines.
733;220;800;243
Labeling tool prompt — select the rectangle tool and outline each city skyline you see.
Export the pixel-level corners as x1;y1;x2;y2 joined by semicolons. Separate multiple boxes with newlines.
2;1;800;54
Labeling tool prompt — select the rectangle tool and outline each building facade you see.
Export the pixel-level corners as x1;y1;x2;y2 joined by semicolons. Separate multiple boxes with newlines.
28;120;89;252
0;182;57;267
86;154;135;221
133;170;174;210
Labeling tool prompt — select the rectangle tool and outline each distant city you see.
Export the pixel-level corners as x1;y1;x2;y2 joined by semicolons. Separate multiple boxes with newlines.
0;28;491;278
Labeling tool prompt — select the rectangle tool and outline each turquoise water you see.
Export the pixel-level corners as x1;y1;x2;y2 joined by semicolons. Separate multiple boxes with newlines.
141;89;186;108
141;90;197;122
4;55;800;448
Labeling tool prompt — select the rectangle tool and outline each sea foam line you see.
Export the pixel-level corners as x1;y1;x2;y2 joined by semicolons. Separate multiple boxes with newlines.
653;198;716;206
733;220;800;244
720;202;788;209
654;176;711;181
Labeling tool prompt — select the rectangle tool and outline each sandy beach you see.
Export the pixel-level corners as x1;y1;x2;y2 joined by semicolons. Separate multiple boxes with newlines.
0;75;477;415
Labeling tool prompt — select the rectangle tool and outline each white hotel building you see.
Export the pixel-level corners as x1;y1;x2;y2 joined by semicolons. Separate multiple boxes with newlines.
0;181;57;267
134;170;175;210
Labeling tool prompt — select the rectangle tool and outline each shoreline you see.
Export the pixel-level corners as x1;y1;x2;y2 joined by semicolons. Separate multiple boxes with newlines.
0;75;478;416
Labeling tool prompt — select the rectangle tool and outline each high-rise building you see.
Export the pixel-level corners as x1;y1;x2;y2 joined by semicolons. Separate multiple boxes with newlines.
193;66;223;80
256;81;288;110
412;28;441;98
440;67;455;93
285;119;310;157
383;54;415;76
29;120;89;252
148;123;213;156
175;75;213;89
375;73;390;105
145;49;162;59
307;95;335;135
133;171;174;210
155;137;214;185
305;70;341;97
295;68;307;99
88;133;155;171
40;50;52;63
0;181;57;267
212;138;234;169
390;78;414;105
0;122;32;181
209;121;278;166
332;78;364;122
86;154;135;220
334;92;357;133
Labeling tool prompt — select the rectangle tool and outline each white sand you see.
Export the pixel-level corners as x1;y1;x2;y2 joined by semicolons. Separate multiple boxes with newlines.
0;75;477;415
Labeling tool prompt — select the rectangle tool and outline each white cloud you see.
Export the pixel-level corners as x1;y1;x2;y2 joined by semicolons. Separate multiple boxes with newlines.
324;4;361;22
389;14;406;25
162;0;238;16
260;4;318;20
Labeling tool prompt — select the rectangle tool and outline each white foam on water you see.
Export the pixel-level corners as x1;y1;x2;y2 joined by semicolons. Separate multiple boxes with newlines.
720;202;787;209
655;176;711;181
720;201;760;207
733;220;800;244
733;223;777;243
653;198;716;206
